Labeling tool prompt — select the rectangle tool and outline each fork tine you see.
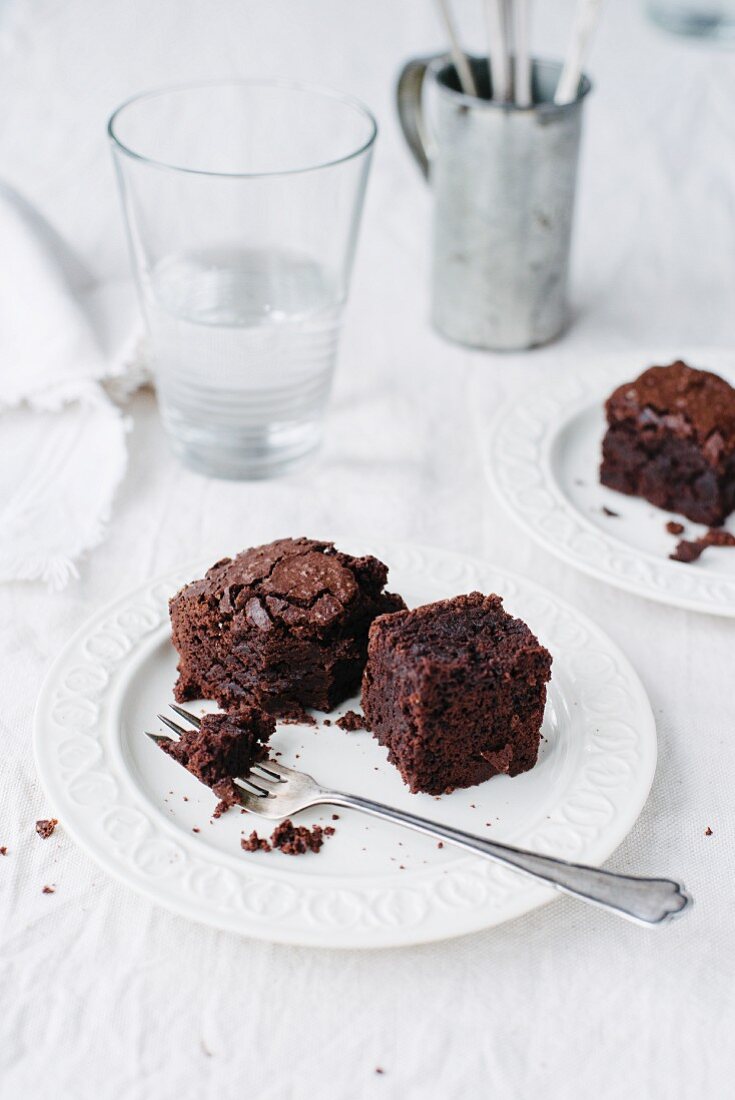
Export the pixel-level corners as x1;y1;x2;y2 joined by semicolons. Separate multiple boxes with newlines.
234;776;272;798
146;731;174;746
250;762;285;782
258;758;298;778
157;713;187;739
169;704;202;729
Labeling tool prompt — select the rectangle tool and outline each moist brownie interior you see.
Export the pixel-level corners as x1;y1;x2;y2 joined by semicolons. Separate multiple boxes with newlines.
160;708;274;787
600;360;735;526
170;538;405;719
362;592;552;795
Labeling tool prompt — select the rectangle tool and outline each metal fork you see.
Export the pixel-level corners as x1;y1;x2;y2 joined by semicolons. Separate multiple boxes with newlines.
149;706;690;928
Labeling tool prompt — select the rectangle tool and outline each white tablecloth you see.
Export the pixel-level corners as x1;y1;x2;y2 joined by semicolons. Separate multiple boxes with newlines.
2;1;734;1097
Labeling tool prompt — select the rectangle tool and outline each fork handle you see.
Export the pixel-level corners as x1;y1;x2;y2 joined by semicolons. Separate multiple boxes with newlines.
324;792;689;926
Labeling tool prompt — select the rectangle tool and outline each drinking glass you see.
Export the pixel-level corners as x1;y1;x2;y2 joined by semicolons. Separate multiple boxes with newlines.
109;80;376;479
647;0;735;41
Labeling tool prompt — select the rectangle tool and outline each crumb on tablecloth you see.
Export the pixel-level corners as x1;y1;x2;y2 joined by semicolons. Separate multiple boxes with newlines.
0;847;7;856
666;521;685;535
42;885;55;894
35;819;58;839
602;506;619;517
705;826;713;836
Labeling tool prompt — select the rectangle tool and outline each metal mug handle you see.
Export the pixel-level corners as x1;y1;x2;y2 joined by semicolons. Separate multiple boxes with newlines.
396;54;444;180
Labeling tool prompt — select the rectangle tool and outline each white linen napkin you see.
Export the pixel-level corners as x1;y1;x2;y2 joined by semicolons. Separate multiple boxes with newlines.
0;182;144;589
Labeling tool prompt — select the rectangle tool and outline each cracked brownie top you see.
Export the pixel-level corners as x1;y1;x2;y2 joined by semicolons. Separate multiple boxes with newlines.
177;537;400;636
605;360;735;458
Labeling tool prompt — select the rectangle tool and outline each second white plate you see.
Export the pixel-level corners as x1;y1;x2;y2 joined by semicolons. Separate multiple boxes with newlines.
485;355;735;616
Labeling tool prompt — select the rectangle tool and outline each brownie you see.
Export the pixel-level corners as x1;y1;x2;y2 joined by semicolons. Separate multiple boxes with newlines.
600;360;735;526
160;708;274;787
170;538;405;718
361;593;552;795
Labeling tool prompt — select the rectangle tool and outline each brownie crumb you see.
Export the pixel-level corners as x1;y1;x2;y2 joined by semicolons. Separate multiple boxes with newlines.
437;841;444;849
192;827;200;833
670;539;705;564
375;1068;385;1076
42;885;55;895
271;819;327;855
0;847;7;856
671;528;735;563
240;818;336;856
211;778;241;818
322;719;332;726
602;506;619;517
666;521;685;535
705;826;713;836
336;710;369;732
35;819;58;839
241;831;272;853
280;710;317;727
332;814;340;820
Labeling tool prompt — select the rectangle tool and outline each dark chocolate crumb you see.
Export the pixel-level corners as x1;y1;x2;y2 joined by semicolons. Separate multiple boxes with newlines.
666;521;685;536
241;831;272;853
271;819;325;855
322;719;332;727
670;539;705;563
336;709;370;732
324;826;335;836
35;819;58;839
375;1068;385;1075
705;826;713;836
192;827;200;833
602;506;620;517
211;777;241;818
332;814;340;820
437;842;444;849
0;847;7;856
42;885;55;894
671;528;735;563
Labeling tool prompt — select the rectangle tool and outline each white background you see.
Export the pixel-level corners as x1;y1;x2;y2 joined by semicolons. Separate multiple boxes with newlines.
2;1;734;1097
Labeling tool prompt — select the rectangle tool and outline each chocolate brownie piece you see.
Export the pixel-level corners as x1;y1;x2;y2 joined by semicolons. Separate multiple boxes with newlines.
600;360;735;526
170;538;405;718
160;708;274;787
362;593;552;796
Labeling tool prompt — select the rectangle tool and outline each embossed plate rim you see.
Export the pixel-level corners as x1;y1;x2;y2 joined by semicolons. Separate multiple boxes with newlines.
33;540;656;948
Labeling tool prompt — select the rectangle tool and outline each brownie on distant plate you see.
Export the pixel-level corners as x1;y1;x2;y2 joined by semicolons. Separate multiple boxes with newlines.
600;360;735;526
159;708;274;787
170;538;405;718
361;593;552;795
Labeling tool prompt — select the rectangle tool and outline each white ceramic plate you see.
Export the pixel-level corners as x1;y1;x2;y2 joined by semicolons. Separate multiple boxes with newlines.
486;357;735;617
34;540;656;948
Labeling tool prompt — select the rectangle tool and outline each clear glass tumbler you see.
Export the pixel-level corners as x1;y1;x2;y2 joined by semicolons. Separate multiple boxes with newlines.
647;0;735;42
109;80;377;479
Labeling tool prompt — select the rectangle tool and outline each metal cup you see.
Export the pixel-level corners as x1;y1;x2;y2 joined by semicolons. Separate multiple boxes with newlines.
397;56;591;351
